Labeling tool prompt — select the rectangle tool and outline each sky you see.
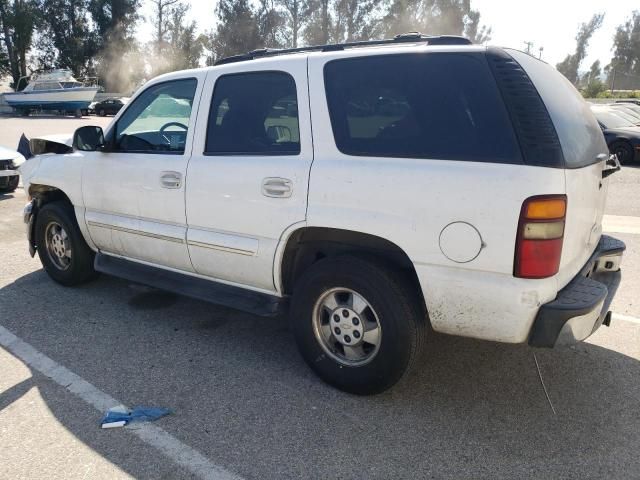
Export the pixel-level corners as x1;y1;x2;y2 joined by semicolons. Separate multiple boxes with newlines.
138;0;638;69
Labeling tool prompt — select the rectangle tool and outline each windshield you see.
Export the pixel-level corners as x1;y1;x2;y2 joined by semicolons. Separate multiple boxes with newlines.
592;109;636;128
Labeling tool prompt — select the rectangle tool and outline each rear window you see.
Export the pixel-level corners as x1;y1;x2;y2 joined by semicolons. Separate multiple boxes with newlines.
323;53;521;163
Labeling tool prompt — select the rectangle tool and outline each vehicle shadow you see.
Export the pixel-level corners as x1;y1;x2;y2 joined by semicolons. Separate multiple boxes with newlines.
0;193;15;202
1;270;638;479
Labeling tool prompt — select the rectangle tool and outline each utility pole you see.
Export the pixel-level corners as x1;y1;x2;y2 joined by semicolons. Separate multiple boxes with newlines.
610;68;616;94
523;41;534;55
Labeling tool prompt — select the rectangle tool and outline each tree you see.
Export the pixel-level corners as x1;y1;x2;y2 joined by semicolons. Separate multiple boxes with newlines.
279;0;307;47
0;0;40;89
209;0;261;60
148;0;179;54
89;0;140;91
39;0;99;79
333;0;383;43
303;0;331;45
382;0;490;42
607;11;640;91
257;0;286;48
556;13;604;85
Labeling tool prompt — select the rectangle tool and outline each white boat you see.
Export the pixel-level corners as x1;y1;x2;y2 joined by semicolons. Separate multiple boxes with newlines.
4;69;98;115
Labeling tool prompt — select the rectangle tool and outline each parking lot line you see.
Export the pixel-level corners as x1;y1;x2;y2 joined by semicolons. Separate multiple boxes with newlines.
612;313;640;325
603;214;640;235
0;325;243;480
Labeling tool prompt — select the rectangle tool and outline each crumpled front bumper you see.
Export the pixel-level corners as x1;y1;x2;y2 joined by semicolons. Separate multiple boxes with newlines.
529;235;625;348
0;168;19;177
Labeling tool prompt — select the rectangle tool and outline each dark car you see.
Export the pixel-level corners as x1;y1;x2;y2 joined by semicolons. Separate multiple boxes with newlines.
94;98;126;116
591;105;640;164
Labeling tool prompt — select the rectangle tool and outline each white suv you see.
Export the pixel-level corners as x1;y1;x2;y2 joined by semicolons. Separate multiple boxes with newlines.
19;34;625;394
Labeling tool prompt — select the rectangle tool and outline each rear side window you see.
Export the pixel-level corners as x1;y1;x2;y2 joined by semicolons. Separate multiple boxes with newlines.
324;53;521;163
205;71;300;155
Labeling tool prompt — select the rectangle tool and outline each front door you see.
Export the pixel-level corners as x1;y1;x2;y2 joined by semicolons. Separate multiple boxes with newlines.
186;58;313;292
82;75;204;272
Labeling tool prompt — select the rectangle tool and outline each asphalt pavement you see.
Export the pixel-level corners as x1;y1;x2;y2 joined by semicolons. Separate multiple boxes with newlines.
1;116;639;479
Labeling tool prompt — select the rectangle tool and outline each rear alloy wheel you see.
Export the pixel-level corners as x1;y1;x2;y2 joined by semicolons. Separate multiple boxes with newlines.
611;141;635;164
35;201;98;286
291;255;426;395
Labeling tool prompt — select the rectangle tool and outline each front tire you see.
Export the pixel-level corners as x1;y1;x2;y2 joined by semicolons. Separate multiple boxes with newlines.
290;255;426;395
35;201;98;286
611;141;635;164
97;109;106;117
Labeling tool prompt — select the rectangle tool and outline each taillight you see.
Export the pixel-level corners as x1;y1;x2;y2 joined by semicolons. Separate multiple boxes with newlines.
514;195;567;279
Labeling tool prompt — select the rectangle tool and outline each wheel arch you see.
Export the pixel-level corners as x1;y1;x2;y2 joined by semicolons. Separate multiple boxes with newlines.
27;184;95;254
278;226;426;310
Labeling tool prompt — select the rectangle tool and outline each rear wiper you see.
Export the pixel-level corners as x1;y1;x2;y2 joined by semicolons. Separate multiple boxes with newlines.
601;153;621;178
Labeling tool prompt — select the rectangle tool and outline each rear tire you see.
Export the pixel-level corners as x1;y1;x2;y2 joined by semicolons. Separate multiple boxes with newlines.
35;201;98;286
0;176;19;193
611;141;635;164
290;255;426;395
98;109;105;117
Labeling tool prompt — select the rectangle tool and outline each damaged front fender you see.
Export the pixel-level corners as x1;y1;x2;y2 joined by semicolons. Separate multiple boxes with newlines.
23;200;37;257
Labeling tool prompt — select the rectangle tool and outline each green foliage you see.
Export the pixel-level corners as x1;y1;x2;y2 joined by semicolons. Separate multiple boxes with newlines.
607;11;640;90
0;0;41;87
582;79;607;98
556;13;604;85
382;0;491;43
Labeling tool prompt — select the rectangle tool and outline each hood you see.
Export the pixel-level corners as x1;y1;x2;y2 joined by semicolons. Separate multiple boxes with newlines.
0;143;25;167
604;126;640;138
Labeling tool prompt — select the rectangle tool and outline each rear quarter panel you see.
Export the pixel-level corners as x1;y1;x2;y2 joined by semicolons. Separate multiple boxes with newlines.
510;50;610;289
306;50;565;342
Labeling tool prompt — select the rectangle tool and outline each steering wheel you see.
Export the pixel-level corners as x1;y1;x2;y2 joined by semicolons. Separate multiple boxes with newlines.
159;122;188;145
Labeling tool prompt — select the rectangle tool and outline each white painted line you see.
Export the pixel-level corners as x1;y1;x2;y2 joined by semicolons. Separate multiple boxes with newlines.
0;325;243;480
612;313;640;325
602;214;640;235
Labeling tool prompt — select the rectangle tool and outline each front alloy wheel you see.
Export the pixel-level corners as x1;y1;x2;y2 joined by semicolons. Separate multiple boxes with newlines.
44;221;72;270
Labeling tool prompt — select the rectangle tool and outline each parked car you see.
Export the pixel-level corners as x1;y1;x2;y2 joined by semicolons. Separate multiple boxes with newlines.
611;102;640;119
591;105;640;164
0;145;25;193
94;98;127;116
19;35;625;394
616;100;640;106
609;104;640;125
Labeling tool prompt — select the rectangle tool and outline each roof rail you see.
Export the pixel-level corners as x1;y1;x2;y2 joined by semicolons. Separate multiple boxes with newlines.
214;32;472;66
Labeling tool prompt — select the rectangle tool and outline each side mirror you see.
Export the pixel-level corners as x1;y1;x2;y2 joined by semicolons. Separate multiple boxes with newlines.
73;126;105;151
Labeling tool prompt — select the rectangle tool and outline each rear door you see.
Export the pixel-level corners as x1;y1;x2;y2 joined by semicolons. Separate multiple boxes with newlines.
510;50;610;288
186;57;313;293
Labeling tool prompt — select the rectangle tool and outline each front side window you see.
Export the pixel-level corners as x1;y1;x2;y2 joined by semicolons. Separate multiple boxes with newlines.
205;71;300;155
115;78;197;153
324;53;521;163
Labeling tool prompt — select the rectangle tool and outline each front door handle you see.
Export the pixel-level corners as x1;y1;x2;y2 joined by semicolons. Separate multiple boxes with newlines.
262;177;292;198
160;171;182;189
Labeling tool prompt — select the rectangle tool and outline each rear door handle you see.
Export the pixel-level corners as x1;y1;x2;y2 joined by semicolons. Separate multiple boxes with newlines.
262;177;292;198
160;171;182;189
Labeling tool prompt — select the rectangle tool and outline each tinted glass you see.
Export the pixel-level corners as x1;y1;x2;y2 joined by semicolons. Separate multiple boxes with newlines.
206;71;300;155
324;53;521;162
115;78;197;153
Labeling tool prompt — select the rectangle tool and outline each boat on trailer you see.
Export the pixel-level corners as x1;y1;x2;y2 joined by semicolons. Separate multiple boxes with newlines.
4;69;99;117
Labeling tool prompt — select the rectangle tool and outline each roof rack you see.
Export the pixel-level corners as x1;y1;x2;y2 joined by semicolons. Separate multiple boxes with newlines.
214;32;472;66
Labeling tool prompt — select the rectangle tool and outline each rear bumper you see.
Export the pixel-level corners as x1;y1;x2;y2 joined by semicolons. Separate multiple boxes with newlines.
529;235;625;347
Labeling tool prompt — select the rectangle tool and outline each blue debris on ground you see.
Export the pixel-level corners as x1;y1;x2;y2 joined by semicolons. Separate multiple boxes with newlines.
101;406;171;428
